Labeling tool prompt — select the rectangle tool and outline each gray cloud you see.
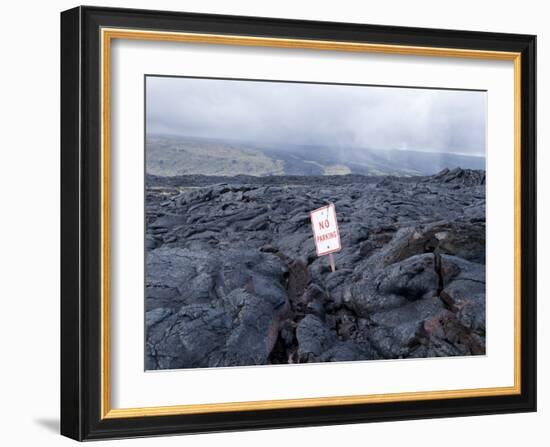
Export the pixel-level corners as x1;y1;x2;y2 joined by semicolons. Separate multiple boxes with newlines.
146;76;486;156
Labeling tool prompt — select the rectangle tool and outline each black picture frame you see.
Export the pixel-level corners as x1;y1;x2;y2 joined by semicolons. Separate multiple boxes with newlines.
61;5;536;441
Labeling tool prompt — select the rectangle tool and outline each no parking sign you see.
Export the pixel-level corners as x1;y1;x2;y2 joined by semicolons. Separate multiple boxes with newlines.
310;203;341;271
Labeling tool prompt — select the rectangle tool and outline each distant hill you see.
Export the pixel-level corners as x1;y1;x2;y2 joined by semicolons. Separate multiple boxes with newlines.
146;135;485;177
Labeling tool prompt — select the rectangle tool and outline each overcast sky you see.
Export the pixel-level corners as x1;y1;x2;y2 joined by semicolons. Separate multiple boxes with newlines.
146;76;486;156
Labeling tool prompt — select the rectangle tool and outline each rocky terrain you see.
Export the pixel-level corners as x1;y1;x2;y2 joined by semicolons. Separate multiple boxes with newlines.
145;168;486;370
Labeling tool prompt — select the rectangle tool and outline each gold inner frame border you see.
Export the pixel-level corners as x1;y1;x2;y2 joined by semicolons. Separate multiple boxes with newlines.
99;27;522;419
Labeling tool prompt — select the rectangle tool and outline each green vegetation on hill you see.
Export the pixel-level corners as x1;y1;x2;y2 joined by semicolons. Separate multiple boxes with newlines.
146;136;285;177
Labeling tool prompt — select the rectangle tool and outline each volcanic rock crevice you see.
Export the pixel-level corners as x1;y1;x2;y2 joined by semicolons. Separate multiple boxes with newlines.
145;168;486;369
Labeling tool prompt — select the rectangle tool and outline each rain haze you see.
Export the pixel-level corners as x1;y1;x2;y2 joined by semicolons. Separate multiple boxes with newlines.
146;76;486;157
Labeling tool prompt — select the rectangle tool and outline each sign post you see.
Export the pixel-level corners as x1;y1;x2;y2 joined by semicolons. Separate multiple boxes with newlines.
310;203;341;272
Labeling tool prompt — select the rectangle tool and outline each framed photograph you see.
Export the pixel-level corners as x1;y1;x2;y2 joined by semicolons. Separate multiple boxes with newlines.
60;6;536;441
